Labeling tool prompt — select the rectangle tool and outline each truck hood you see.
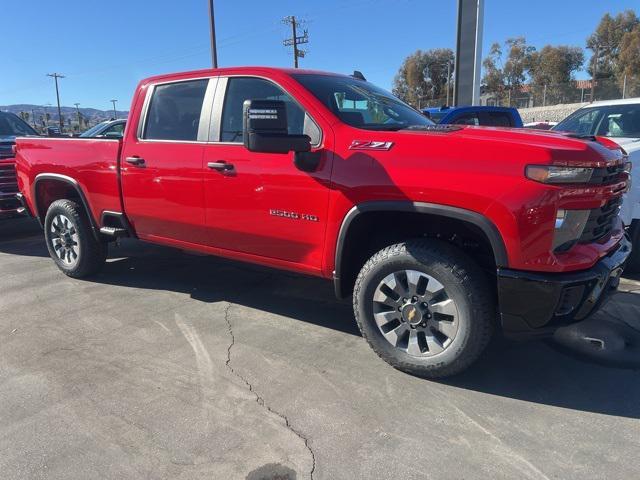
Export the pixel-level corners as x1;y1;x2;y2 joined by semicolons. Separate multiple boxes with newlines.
387;125;625;167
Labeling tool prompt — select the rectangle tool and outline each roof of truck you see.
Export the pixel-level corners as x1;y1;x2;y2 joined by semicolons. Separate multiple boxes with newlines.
141;66;352;84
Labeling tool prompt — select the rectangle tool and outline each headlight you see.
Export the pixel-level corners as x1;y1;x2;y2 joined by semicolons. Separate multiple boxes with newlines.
526;165;594;184
553;209;590;251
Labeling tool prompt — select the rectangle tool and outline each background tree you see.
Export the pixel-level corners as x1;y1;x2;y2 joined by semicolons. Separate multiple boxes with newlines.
526;45;584;105
481;37;535;106
481;42;505;102
392;48;455;107
618;26;640;97
503;37;535;101
587;10;640;98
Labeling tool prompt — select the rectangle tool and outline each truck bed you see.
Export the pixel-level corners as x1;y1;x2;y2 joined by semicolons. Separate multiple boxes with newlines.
15;137;123;223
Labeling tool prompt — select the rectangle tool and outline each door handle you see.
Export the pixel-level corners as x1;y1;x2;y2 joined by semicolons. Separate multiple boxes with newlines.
207;161;234;172
125;156;145;166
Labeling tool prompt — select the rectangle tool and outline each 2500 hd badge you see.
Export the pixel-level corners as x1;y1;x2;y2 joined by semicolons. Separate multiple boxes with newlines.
269;209;319;222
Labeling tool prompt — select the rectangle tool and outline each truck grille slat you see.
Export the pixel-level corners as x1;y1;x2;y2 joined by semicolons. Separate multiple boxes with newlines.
588;163;626;185
0;161;19;213
578;196;622;244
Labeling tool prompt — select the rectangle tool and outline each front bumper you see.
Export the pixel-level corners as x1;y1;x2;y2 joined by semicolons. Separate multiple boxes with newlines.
497;235;632;339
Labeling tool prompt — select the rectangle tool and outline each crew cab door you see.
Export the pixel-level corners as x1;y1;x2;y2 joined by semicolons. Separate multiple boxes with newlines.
202;76;331;270
121;78;216;244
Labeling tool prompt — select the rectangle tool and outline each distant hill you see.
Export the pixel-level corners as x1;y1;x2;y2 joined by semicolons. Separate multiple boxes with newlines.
0;104;128;127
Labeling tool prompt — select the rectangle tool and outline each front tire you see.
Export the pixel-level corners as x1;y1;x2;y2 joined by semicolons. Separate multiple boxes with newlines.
44;199;107;278
353;239;495;378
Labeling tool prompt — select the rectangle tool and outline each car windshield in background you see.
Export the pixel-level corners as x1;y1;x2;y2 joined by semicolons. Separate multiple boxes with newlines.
0;112;38;138
80;121;109;137
293;74;433;131
554;104;640;138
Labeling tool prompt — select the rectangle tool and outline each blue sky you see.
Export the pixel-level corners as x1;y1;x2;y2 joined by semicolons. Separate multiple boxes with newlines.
1;0;637;111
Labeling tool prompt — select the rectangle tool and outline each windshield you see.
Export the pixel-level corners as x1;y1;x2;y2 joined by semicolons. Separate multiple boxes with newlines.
0;112;38;138
80;121;110;137
554;104;640;139
292;74;433;131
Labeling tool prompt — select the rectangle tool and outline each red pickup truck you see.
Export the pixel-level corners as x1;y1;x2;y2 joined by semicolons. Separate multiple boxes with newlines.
14;67;631;377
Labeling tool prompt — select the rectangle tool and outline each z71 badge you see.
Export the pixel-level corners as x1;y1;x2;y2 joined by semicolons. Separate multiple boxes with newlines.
349;140;394;151
269;209;319;222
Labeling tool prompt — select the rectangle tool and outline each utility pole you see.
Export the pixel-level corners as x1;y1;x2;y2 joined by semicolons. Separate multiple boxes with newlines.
110;99;118;119
74;103;81;130
283;16;308;68
47;73;65;132
590;44;599;103
207;0;218;68
622;74;627;99
31;109;37;129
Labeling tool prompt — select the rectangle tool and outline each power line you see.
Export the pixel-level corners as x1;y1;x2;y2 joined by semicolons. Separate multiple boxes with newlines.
46;73;65;132
283;16;309;68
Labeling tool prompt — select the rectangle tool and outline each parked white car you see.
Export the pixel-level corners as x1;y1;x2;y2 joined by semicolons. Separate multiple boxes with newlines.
554;97;640;271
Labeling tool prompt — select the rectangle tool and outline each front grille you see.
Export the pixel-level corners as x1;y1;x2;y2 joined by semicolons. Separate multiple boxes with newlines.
0;162;19;208
578;196;622;244
589;162;626;185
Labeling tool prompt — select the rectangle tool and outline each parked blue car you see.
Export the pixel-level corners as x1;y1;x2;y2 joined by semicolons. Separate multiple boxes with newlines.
422;106;523;128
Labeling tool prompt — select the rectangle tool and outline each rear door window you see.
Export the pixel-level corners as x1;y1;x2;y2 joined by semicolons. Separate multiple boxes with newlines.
143;80;208;141
451;113;480;126
481;111;513;127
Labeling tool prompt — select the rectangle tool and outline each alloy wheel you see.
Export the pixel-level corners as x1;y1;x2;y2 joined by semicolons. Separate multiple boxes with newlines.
372;269;459;357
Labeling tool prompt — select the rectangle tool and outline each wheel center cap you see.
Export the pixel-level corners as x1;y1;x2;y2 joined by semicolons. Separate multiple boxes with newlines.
402;304;424;326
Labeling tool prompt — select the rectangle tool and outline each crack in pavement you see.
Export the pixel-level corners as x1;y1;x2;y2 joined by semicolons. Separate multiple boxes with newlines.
223;302;316;480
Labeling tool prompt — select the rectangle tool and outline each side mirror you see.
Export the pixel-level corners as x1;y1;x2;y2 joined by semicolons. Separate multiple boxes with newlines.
243;99;311;154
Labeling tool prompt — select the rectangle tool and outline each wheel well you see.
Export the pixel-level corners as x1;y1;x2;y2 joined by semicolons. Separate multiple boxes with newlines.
34;179;94;228
336;210;499;298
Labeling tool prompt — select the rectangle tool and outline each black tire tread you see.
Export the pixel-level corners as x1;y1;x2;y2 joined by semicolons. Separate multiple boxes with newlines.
44;199;106;278
353;239;495;378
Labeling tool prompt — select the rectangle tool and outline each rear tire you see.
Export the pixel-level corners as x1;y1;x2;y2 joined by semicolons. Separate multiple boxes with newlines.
353;239;495;378
44;199;107;278
626;221;640;274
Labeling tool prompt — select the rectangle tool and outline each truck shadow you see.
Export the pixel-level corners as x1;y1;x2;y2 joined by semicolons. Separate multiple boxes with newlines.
3;232;640;419
0;217;47;257
93;239;640;419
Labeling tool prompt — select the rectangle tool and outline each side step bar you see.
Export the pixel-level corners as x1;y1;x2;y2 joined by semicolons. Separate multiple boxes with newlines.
99;226;129;237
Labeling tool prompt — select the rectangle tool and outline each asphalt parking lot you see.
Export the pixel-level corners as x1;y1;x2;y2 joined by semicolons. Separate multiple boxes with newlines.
2;218;640;480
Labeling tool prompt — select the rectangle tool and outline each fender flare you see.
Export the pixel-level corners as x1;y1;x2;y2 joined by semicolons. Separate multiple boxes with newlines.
333;201;509;297
32;173;100;235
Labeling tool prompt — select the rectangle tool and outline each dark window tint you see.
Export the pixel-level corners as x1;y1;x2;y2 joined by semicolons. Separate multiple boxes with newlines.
452;113;480;126
484;112;512;127
220;77;305;142
0;112;38;137
144;80;208;141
